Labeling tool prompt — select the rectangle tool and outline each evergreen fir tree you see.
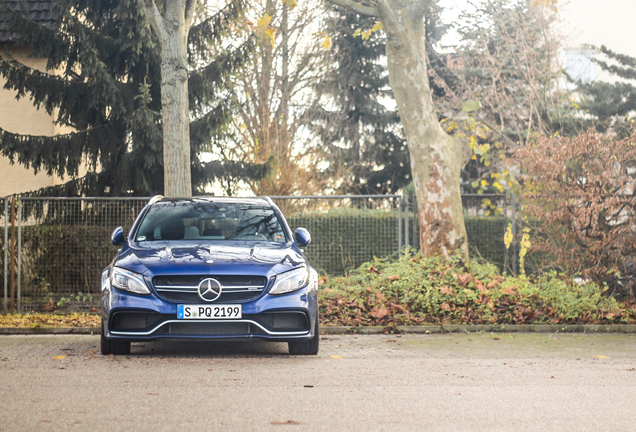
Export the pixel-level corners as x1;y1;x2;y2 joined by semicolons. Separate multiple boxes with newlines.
0;0;269;196
309;6;409;195
577;45;636;136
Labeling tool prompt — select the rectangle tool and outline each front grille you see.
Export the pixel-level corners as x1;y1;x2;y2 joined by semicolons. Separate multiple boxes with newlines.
111;311;165;331
152;275;267;304
257;312;310;331
157;322;265;336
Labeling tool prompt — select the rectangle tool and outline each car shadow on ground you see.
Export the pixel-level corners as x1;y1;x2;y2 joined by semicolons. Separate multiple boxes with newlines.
128;339;293;357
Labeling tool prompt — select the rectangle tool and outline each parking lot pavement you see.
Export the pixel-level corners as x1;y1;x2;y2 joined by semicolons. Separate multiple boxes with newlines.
1;333;636;431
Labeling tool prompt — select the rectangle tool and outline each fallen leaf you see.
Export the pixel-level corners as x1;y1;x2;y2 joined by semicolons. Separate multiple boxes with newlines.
439;286;455;295
370;305;390;319
502;287;517;296
475;280;489;293
330;355;342;359
440;302;451;311
386;275;400;281
456;273;471;286
595;355;611;359
271;420;300;425
367;266;380;274
52;356;66;360
390;303;406;313
486;280;500;289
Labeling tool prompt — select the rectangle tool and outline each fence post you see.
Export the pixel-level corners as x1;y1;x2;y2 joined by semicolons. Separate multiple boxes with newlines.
412;204;418;251
503;195;508;276
17;198;22;312
511;193;517;275
3;198;7;313
9;197;16;314
398;195;402;257
404;194;409;250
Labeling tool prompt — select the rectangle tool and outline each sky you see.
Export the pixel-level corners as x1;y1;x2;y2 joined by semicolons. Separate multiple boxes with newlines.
437;0;636;66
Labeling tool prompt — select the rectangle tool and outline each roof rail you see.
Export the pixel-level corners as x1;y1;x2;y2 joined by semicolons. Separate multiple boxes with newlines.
148;195;164;205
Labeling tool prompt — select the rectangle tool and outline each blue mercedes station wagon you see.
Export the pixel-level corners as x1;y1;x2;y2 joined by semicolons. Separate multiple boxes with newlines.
100;196;319;355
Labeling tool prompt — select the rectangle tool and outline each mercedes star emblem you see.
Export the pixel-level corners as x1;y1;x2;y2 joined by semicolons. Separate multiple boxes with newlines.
197;278;222;302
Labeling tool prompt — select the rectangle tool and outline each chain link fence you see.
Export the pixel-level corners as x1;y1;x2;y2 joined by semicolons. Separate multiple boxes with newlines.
1;194;522;313
271;195;401;276
3;198;147;312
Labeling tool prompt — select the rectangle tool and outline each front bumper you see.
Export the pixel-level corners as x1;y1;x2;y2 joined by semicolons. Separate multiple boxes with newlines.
101;273;318;342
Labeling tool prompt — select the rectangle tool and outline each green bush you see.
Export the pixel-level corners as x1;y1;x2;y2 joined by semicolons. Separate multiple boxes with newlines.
319;251;634;326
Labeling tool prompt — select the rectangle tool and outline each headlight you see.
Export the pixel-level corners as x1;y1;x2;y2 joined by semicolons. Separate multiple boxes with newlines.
269;266;309;295
101;270;110;293
110;267;151;295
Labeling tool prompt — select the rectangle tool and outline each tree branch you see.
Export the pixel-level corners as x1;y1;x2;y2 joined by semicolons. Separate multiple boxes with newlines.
375;0;400;36
409;0;433;23
185;0;197;30
142;0;167;43
324;0;378;17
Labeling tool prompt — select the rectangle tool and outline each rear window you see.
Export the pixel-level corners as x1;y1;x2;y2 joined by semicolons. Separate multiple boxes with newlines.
135;201;287;243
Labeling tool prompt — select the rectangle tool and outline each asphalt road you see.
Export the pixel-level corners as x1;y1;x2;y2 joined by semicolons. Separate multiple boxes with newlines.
1;333;635;431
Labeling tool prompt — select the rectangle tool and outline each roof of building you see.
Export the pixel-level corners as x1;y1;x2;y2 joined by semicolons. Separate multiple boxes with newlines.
0;0;55;43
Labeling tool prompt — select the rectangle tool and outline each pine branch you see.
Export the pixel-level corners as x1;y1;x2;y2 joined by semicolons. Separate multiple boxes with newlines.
188;37;255;112
0;123;123;178
195;157;274;183
17;172;105;198
189;100;232;149
598;45;636;69
0;57;133;128
188;0;245;62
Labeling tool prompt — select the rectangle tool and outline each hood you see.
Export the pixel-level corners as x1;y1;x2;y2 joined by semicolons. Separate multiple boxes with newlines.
115;241;306;278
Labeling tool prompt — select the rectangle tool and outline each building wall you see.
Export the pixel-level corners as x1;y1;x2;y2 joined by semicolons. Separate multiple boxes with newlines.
0;44;74;197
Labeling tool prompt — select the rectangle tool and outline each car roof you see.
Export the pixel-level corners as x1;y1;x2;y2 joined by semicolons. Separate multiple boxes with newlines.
152;196;274;206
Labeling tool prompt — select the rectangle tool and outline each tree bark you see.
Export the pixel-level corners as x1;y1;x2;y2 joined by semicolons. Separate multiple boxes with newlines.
143;0;195;197
326;0;471;258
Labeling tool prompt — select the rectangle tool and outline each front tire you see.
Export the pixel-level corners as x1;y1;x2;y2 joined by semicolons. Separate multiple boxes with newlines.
100;320;131;355
288;317;319;355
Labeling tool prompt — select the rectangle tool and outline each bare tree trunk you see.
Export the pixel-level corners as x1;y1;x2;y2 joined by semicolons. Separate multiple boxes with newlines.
326;0;471;258
143;0;195;197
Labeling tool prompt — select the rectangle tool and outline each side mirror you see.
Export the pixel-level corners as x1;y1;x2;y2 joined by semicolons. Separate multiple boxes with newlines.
294;228;311;247
111;226;126;246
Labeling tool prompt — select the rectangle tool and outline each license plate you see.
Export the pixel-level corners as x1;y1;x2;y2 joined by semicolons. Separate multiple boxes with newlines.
177;304;242;320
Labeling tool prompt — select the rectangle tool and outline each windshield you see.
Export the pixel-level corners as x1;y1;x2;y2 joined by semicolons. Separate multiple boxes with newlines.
134;200;287;243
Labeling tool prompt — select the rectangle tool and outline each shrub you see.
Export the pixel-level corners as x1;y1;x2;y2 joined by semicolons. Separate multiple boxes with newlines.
319;251;635;326
516;130;636;299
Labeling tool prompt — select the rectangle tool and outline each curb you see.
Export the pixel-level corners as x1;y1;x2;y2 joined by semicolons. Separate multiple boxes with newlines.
0;327;98;335
2;324;636;335
322;324;636;334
